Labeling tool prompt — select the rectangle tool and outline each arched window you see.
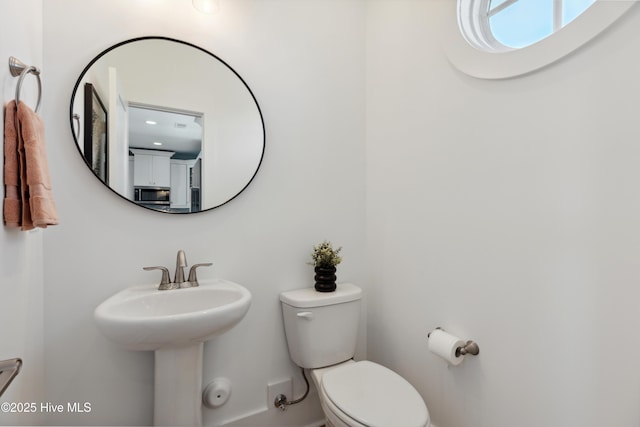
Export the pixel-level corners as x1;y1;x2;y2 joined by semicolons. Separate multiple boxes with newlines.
447;0;636;78
461;0;597;51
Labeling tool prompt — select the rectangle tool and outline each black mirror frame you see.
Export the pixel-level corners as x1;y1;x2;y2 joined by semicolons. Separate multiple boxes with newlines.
69;36;266;214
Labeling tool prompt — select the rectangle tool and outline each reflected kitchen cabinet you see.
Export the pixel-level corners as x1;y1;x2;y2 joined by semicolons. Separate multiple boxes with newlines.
131;149;173;188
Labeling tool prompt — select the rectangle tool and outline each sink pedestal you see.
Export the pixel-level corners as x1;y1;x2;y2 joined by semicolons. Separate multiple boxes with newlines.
94;279;252;426
154;343;204;427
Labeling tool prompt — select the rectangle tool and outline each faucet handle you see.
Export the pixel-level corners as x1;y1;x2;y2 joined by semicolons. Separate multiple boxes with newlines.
143;266;177;290
187;263;213;287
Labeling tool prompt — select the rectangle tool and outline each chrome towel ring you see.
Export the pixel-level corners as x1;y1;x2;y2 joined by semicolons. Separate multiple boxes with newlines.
9;56;42;113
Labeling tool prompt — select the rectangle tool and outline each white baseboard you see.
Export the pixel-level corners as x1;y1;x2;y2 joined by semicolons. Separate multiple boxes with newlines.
223;389;324;427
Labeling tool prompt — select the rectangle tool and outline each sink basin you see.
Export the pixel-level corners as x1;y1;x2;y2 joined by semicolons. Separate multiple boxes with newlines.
95;278;251;426
94;279;252;351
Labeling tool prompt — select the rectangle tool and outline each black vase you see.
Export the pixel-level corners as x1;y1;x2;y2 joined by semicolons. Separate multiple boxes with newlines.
314;266;337;292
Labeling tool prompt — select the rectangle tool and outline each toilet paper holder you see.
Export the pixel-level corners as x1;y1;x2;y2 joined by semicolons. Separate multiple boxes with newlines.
428;327;480;357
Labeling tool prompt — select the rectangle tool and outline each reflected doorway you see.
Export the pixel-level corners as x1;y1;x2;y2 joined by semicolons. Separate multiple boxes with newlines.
128;104;204;213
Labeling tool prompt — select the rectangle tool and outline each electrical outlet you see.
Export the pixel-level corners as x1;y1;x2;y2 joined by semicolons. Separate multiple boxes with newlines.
267;378;293;409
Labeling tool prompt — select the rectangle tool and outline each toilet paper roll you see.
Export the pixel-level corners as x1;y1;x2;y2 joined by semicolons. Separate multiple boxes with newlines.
428;329;466;366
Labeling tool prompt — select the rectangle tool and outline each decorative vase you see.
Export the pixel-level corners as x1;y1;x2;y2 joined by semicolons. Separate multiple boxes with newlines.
314;266;337;292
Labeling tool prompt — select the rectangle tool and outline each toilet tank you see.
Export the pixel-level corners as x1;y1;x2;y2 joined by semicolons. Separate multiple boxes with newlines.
280;283;362;369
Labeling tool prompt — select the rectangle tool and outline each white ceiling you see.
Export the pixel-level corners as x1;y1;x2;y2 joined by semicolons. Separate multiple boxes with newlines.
128;105;203;158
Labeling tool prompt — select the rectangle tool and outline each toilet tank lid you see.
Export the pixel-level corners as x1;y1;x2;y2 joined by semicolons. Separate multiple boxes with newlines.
280;283;362;308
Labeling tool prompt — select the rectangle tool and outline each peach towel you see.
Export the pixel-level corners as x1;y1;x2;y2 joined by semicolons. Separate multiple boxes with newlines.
3;101;58;229
3;103;20;227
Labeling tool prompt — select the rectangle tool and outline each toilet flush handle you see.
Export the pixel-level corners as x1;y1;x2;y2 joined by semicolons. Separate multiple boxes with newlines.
296;311;314;320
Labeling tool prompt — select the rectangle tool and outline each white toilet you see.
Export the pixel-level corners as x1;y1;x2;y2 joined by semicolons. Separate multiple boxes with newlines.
280;283;430;427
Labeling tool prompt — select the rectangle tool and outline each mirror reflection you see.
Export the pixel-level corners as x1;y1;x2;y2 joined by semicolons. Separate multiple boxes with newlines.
70;37;265;213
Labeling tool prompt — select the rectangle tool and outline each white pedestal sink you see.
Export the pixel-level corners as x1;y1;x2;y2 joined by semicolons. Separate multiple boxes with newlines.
94;279;251;426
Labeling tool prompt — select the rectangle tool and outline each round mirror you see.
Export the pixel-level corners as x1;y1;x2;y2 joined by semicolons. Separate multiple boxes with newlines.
70;37;265;213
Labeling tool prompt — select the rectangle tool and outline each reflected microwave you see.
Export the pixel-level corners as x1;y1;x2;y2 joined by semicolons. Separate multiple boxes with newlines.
134;187;170;205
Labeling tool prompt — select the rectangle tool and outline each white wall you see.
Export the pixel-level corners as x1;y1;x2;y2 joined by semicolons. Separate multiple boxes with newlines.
366;1;640;427
13;1;637;427
42;0;365;426
0;1;46;425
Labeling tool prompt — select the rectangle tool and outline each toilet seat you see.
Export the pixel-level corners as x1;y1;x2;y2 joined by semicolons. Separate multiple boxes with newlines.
321;361;429;427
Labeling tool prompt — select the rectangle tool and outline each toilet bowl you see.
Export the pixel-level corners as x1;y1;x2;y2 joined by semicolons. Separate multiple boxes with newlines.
311;360;429;427
280;283;430;427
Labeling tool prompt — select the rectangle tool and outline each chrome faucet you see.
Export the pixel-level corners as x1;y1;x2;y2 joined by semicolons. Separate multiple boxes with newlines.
174;250;187;285
143;250;212;290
